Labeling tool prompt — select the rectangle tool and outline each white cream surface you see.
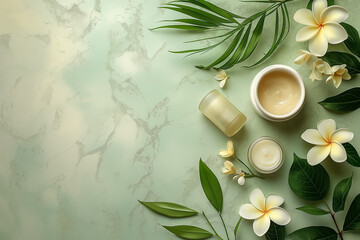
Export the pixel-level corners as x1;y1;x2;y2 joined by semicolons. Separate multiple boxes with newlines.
251;139;282;171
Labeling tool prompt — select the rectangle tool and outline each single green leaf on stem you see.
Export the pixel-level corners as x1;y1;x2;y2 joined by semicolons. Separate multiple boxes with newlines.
265;221;285;240
333;174;353;212
307;0;334;10
288;154;330;201
344;142;360;167
199;159;223;213
343;194;360;231
318;87;360;113
162;225;213;239
139;201;198;218
286;226;337;240
234;217;242;238
341;22;360;58
296;206;330;215
322;51;360;74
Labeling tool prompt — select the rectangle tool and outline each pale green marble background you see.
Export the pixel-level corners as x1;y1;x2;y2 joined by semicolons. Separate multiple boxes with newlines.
0;0;360;239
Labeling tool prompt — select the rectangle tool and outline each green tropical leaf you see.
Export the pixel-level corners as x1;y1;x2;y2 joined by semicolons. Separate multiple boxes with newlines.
162;225;213;239
234;217;242;238
333;175;353;212
139;201;198;218
322;51;360;74
288;154;330;201
344;142;360;167
265;221;285;240
199;159;223;213
341;22;360;58
318;87;360;113
343;194;360;231
151;25;209;31
296;206;330;215
161;19;218;27
286;226;337;240
307;0;334;10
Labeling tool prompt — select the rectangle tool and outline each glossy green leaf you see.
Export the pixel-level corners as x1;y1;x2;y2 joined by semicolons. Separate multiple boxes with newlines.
288;154;330;201
296;206;329;215
341;22;360;58
343;194;360;231
234;217;242;238
162;225;213;239
307;0;334;10
333;175;353;212
322;51;360;74
139;201;198;218
344;142;360;167
286;226;337;240
318;87;360;113
199;159;223;213
265;221;285;240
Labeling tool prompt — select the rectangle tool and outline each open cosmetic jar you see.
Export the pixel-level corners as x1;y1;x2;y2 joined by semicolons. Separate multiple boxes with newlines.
248;136;284;174
199;89;247;137
250;64;305;122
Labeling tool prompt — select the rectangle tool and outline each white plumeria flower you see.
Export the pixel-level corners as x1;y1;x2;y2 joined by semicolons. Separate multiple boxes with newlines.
219;140;234;158
214;69;229;88
294;0;348;56
294;49;317;68
239;189;291;237
301;119;354;166
325;64;351;88
233;169;245;185
222;160;236;175
309;59;332;81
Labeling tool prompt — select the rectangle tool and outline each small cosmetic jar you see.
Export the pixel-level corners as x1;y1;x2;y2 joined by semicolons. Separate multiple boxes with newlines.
199;89;247;137
247;136;284;174
250;64;305;122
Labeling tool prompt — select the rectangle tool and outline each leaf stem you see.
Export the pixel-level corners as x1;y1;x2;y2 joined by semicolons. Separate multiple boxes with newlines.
323;200;344;240
235;156;262;178
202;211;224;240
219;213;230;240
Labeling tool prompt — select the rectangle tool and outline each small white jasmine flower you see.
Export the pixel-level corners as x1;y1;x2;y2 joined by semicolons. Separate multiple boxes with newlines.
239;189;291;237
325;64;351;88
294;49;317;68
222;161;236;175
214;69;229;88
219;140;234;158
301;119;354;166
309;59;332;81
294;0;348;56
233;169;245;185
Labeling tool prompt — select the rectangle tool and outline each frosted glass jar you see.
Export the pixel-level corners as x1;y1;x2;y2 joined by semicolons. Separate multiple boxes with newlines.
250;65;305;122
248;136;284;174
199;89;247;137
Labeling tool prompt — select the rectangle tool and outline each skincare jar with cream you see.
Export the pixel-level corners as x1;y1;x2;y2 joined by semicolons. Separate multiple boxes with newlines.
199;89;247;137
248;136;284;174
250;65;305;122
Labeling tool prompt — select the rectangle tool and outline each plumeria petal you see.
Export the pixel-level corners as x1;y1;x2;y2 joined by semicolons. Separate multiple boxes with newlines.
214;69;226;80
312;0;328;24
250;188;266;211
294;54;308;65
239;203;264;220
317;119;336;141
294;9;317;26
219;78;227;88
323;22;348;44
267;208;291;226
227;140;234;155
296;26;319;42
309;29;328;56
253;214;271;237
331;129;354;143
330;141;347;162
321;6;348;23
219;150;231;158
237;176;245;185
301;129;327;145
307;144;331;166
265;194;284;210
343;72;351;80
